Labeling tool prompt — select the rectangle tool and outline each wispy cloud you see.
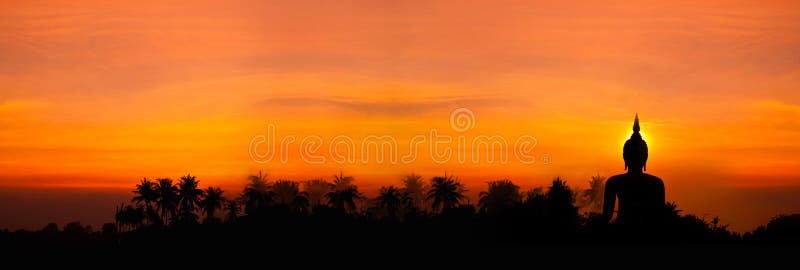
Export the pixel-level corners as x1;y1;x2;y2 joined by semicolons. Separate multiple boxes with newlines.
256;95;526;115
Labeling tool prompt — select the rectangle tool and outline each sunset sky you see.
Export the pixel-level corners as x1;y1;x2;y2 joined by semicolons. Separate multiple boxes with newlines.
1;0;799;232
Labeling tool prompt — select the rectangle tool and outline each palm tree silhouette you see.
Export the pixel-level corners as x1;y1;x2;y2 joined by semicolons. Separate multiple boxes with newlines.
225;200;240;223
303;179;330;207
132;177;159;225
401;174;428;211
427;173;466;212
522;186;547;220
332;171;354;191
271;180;299;205
524;187;546;205
115;204;144;232
243;170;272;215
665;201;681;216
544;177;579;228
200;186;226;223
176;174;204;224
155;178;179;224
271;180;309;213
326;172;362;213
375;186;410;220
114;204;123;232
326;187;362;213
546;177;574;206
576;174;605;214
478;179;521;214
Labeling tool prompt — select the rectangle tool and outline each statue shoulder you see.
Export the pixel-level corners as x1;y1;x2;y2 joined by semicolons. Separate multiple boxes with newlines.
606;174;626;185
643;173;665;185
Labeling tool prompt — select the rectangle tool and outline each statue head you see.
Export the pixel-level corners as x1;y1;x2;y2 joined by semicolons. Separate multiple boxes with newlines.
623;113;648;172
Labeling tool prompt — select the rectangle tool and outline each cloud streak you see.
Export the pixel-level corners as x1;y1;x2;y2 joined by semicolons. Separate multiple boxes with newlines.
256;95;526;116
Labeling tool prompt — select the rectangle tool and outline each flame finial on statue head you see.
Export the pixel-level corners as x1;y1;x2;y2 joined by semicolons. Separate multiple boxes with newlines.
623;113;648;171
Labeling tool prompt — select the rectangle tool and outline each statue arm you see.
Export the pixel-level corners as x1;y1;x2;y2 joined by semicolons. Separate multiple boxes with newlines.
602;179;617;223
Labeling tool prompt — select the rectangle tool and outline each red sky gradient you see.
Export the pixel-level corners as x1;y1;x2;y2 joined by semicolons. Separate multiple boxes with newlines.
1;0;799;232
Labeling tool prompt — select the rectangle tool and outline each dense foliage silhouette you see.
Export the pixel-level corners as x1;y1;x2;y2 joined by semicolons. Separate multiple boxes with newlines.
4;171;799;252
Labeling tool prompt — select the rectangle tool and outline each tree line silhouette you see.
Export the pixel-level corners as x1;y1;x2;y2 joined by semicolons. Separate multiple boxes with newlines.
3;171;799;251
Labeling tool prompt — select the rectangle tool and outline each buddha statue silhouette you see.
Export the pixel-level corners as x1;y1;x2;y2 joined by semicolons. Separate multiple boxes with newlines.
603;114;665;225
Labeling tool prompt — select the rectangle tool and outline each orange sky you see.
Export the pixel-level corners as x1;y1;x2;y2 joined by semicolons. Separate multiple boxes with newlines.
1;0;799;231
